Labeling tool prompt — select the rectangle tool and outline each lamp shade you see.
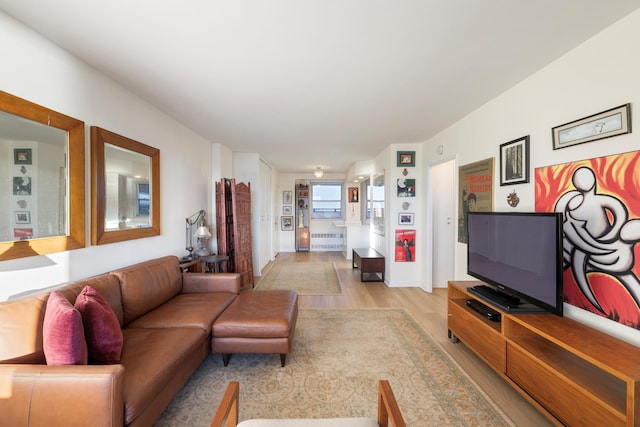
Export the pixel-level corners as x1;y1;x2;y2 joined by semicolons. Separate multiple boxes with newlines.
313;167;323;178
193;226;212;238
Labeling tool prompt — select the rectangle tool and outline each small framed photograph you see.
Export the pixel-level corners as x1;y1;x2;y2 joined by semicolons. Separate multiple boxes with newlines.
13;227;33;240
283;190;292;204
552;103;631;150
283;205;292;215
397;151;415;167
15;211;31;224
281;216;293;231
398;212;414;225
348;187;359;203
14;148;32;165
499;135;530;186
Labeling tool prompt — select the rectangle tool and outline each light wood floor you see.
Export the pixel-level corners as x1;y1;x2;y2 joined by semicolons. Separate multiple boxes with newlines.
257;251;554;427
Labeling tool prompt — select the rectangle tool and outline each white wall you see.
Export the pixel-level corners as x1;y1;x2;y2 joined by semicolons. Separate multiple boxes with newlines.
0;11;212;300
420;9;640;345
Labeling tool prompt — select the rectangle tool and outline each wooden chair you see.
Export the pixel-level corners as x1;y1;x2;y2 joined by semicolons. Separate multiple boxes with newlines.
210;380;406;427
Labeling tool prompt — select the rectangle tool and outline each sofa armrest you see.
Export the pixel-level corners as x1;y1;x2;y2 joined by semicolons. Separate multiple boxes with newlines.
0;364;125;427
182;273;241;294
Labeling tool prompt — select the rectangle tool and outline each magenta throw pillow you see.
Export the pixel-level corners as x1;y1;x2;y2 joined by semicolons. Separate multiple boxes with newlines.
75;285;123;364
43;291;88;365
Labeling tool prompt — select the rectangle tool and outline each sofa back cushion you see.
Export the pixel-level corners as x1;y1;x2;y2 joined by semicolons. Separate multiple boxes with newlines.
110;256;182;325
0;273;121;364
75;286;124;364
43;291;88;365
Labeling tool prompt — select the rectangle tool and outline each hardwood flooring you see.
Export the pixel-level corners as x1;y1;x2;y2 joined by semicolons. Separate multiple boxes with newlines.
257;251;553;427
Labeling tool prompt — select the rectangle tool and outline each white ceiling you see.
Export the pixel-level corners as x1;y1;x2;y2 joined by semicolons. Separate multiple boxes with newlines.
1;1;638;174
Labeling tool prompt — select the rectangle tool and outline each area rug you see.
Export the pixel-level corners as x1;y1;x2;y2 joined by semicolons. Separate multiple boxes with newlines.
254;262;343;295
155;308;513;426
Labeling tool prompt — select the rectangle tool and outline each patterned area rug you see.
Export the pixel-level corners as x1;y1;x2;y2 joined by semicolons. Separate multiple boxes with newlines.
155;308;513;426
255;261;343;295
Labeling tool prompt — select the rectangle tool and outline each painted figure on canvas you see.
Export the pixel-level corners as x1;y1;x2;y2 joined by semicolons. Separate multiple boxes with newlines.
535;151;640;328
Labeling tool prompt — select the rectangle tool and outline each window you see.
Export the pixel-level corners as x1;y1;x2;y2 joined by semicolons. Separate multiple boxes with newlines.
361;178;371;223
311;183;342;219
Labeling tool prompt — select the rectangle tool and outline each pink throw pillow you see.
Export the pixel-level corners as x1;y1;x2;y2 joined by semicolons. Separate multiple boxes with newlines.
43;291;88;365
75;286;123;364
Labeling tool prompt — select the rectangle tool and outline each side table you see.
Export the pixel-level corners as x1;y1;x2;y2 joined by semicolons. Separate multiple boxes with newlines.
200;254;230;273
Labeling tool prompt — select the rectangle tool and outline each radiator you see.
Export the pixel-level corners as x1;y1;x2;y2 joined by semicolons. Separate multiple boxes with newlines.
310;232;344;250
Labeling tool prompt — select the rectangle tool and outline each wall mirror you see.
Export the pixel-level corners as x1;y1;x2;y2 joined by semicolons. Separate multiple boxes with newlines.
91;126;160;245
0;90;85;261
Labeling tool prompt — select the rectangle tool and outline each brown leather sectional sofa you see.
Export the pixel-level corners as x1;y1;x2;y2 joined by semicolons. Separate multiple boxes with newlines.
0;255;242;427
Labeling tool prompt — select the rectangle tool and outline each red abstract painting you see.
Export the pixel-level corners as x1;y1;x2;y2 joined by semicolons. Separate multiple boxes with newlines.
535;150;640;328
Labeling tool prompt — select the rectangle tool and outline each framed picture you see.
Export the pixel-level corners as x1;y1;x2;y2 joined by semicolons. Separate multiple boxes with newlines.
397;151;415;167
500;135;530;186
13;176;32;195
458;157;494;243
281;215;293;231
397;178;415;197
13;228;33;240
283;205;292;215
552;103;631;150
398;212;414;225
283;191;292;204
348;187;359;203
14;148;32;165
15;211;31;224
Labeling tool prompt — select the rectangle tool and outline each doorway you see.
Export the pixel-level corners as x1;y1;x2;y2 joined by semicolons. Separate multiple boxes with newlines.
430;158;456;289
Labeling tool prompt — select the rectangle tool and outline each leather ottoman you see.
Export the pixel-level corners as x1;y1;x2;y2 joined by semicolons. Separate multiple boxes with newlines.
212;290;298;367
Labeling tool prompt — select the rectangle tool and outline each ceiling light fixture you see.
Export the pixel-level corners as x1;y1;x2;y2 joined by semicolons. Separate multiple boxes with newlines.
313;167;323;178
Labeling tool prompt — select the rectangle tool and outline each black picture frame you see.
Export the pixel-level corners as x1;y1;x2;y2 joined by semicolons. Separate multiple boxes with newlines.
500;135;530;186
281;215;293;231
14;148;32;165
552;103;631;150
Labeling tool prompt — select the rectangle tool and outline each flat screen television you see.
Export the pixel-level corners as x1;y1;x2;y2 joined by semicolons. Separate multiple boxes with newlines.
466;211;563;316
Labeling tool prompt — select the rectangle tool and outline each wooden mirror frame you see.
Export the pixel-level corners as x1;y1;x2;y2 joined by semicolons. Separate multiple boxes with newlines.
91;126;160;245
0;91;85;261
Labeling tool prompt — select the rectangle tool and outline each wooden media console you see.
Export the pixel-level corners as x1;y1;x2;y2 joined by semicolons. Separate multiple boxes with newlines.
448;280;640;427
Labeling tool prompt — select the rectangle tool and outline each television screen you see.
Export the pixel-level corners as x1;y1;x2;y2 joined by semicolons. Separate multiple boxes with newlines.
467;212;563;315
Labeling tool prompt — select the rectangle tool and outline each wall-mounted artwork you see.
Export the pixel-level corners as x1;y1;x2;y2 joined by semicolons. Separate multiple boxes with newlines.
398;212;414;225
283;191;292;204
395;229;415;262
552;103;631;150
13;228;33;240
15;211;30;224
348;187;359;203
396;178;415;197
500;135;530;186
458;158;494;243
397;151;415;167
13;176;32;195
281;216;293;231
535;150;640;329
13;148;32;165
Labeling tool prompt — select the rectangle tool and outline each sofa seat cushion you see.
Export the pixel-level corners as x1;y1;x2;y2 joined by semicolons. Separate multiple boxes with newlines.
126;292;237;334
120;327;206;424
